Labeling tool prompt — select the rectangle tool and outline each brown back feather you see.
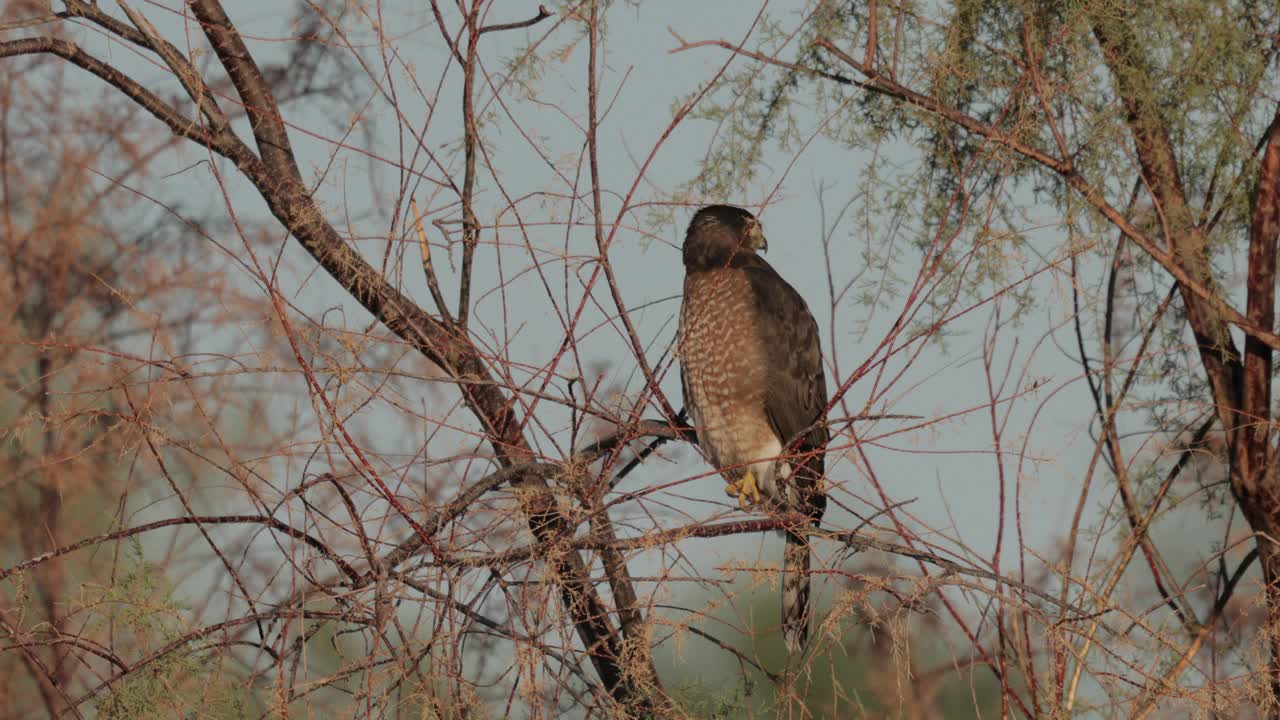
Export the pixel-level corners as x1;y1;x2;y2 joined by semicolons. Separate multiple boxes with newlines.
734;254;829;497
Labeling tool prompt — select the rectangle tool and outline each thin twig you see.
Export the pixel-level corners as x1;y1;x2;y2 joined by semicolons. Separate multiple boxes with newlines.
478;5;552;35
410;197;454;322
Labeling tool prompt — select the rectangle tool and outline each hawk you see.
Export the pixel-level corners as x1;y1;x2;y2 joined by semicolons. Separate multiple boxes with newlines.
677;204;829;653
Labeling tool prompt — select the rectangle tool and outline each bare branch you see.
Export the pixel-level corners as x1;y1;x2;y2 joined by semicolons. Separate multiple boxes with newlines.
479;5;553;36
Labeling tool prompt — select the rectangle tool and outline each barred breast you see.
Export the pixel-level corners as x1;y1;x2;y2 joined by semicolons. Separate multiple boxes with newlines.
679;269;783;498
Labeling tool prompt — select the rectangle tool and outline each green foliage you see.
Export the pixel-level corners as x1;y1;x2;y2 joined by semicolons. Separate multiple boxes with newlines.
84;541;264;719
668;680;753;718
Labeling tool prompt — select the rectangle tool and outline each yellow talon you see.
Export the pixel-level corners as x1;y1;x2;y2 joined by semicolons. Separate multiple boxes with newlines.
724;480;742;497
736;470;761;510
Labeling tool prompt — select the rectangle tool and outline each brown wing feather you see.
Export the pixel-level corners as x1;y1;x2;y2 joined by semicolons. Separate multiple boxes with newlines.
737;255;829;476
737;253;829;653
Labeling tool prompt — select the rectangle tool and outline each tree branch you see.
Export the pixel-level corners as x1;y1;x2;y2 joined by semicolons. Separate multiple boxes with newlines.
479;5;553;35
0;515;359;583
438;515;1096;619
582;0;660;694
0;37;221;150
1242;107;1280;495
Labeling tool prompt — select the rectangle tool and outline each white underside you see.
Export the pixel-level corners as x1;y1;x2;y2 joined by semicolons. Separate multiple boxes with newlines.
692;414;792;508
746;436;786;504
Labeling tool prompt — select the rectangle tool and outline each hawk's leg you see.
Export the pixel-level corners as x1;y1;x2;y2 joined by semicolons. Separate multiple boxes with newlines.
724;470;762;509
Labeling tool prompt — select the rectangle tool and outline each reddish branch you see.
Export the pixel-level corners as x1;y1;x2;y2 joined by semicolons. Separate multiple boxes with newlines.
0;515;360;583
436;514;1093;617
1240;108;1280;704
581;0;662;695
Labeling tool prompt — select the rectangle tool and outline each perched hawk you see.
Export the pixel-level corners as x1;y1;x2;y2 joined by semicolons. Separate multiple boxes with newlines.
677;204;829;653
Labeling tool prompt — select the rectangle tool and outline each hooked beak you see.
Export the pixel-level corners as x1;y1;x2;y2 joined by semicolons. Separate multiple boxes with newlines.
745;219;768;254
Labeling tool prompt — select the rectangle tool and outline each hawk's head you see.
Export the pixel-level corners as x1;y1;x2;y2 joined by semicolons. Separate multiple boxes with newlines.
683;204;767;271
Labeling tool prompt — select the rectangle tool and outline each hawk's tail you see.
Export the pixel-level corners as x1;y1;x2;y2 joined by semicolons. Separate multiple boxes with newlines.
782;527;812;654
780;449;825;656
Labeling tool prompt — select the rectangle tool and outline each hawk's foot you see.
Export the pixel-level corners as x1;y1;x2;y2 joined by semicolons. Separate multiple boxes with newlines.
726;470;762;510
